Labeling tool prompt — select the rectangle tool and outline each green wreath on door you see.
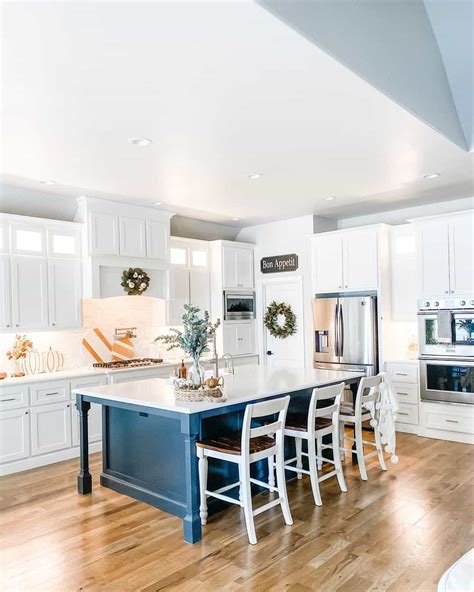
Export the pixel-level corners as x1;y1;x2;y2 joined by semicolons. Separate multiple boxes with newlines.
263;301;297;339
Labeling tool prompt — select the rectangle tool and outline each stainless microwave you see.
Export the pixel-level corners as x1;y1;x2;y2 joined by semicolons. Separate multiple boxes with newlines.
224;291;255;320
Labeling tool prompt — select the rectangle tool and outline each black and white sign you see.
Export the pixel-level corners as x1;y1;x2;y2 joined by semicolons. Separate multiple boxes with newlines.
260;254;299;274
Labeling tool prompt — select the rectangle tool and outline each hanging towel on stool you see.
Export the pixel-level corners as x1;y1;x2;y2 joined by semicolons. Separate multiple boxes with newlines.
437;311;453;344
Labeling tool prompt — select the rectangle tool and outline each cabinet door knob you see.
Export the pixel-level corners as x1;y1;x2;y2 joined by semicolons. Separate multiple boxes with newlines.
15;323;20;327
450;290;454;294
51;322;56;326
6;324;10;328
266;350;273;355
445;290;449;294
345;285;348;288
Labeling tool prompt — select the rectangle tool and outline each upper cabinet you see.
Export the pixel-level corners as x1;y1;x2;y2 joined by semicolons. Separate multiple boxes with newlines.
311;227;381;293
390;224;417;321
76;197;172;260
0;214;84;332
415;212;474;298
223;245;254;289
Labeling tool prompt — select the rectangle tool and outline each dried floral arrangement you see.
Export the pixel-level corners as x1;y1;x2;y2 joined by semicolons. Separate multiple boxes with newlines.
6;334;33;361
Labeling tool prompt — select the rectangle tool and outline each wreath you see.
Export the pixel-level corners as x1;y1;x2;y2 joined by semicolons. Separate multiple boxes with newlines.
121;268;150;295
264;301;296;339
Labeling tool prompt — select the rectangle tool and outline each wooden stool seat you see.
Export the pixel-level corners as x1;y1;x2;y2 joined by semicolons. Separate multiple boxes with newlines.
339;402;355;415
196;433;275;456
285;414;333;432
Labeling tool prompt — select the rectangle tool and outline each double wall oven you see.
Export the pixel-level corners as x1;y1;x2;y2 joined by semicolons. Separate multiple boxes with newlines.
418;298;474;405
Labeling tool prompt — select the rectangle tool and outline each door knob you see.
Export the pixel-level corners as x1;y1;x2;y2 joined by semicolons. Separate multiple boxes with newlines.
266;350;273;355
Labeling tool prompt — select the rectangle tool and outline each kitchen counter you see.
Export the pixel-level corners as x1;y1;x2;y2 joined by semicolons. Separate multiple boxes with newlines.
75;365;363;544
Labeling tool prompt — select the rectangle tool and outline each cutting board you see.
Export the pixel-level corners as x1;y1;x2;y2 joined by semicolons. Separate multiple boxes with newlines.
81;328;113;364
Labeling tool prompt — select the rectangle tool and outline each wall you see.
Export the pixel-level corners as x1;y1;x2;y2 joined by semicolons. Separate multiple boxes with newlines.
236;215;332;368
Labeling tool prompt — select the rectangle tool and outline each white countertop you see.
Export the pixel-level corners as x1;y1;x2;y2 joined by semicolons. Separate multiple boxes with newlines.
73;365;364;415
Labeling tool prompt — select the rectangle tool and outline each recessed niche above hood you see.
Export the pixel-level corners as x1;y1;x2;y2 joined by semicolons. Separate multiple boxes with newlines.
82;295;168;330
99;265;167;300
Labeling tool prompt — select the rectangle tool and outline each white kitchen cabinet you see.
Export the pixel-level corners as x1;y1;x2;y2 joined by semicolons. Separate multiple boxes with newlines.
223;246;254;289
108;367;170;384
0;384;29;410
0;254;12;330
390;225;417;321
47;229;81;258
48;259;82;328
168;267;190;325
189;269;210;313
31;401;72;456
146;219;169;259
89;212;119;255
416;213;473;298
10;223;45;256
0;408;30;463
312;228;379;293
30;379;70;406
119;216;147;258
11;255;48;330
343;229;378;290
223;322;255;356
0;221;9;253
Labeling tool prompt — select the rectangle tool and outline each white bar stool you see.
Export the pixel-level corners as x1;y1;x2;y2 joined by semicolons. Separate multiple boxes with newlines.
196;396;293;545
339;374;387;481
269;383;347;507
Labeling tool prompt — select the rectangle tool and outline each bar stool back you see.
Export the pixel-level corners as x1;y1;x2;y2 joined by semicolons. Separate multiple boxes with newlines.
339;374;387;481
196;395;292;545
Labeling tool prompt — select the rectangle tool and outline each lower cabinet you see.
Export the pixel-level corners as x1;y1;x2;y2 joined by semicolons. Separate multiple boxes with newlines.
31;401;72;456
0;408;30;463
223;322;256;356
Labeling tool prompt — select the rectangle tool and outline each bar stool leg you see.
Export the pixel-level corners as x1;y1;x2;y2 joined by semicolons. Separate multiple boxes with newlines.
307;437;322;506
355;421;368;481
332;424;347;493
239;461;257;545
268;455;275;489
317;437;323;470
295;437;303;479
275;447;293;526
339;422;345;462
197;450;208;525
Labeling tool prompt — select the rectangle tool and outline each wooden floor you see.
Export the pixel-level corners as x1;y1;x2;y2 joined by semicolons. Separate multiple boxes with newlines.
1;432;473;592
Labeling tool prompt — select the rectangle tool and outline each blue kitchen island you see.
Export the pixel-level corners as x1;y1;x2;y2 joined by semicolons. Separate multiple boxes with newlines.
74;365;363;543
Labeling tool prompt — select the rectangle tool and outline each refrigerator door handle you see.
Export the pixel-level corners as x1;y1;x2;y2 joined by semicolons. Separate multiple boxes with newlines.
334;303;340;357
340;304;344;357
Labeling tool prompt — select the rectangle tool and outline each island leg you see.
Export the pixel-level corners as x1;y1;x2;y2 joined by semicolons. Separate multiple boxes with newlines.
77;396;92;494
181;414;202;544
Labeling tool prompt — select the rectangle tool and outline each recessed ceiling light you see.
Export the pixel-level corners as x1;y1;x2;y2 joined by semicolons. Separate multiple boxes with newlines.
153;201;162;206
423;172;440;179
41;179;57;185
232;217;239;221
324;196;336;201
248;173;262;179
129;137;153;146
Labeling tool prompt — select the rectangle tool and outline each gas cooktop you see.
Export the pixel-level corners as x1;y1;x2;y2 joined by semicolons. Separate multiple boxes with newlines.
93;358;164;369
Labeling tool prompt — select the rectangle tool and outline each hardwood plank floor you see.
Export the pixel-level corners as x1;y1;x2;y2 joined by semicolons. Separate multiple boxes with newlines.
0;432;473;591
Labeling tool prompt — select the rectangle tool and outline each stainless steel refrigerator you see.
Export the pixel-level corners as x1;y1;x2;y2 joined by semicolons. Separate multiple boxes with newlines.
312;294;378;376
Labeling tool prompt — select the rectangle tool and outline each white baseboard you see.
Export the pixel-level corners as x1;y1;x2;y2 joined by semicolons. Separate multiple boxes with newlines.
395;423;419;435
0;441;102;476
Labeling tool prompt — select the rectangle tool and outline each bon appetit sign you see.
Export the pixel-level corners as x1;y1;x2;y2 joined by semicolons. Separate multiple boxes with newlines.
260;253;299;274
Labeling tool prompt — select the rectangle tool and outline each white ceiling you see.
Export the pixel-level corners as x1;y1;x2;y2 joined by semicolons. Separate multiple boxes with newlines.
1;1;473;226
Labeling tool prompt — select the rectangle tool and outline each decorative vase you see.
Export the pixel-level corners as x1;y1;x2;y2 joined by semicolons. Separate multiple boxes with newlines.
189;355;205;387
12;359;25;375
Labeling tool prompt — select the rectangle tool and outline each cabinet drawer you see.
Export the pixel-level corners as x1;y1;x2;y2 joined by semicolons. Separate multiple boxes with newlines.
396;403;419;425
70;375;107;399
392;382;418;405
0;385;29;409
421;404;474;435
387;363;418;384
31;380;70;405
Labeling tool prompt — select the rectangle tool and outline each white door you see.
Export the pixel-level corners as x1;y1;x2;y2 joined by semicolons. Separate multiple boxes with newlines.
343;229;378;291
31;401;72;456
189;269;210;314
449;216;474;295
0;254;12;331
313;234;344;293
263;277;305;368
146;220;169;259
90;212;119;255
11;255;48;330
119;216;146;258
223;246;238;288
418;221;450;297
48;259;82;328
168;268;190;325
0;408;30;463
236;249;254;289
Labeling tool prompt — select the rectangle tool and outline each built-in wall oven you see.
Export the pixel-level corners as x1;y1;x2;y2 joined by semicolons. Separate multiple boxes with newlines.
418;298;474;404
224;291;255;320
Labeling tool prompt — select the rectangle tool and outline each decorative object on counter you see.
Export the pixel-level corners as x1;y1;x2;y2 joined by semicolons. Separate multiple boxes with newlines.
264;301;296;339
180;360;187;380
172;379;226;402
205;375;224;389
155;305;221;387
0;372;7;380
81;328;113;364
23;349;43;375
112;331;135;362
92;358;163;369
43;347;64;373
6;334;33;376
121;267;150;296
